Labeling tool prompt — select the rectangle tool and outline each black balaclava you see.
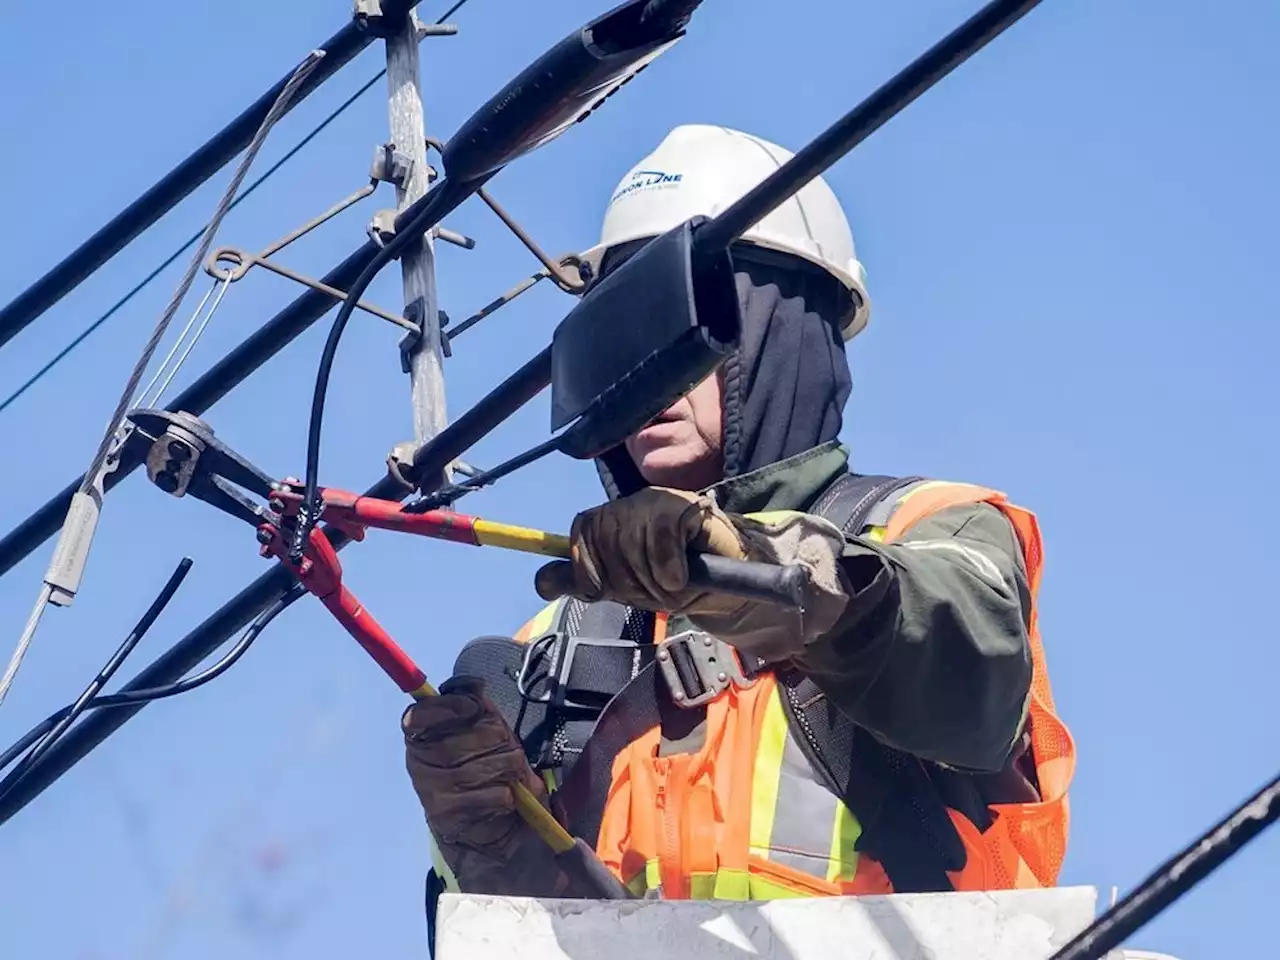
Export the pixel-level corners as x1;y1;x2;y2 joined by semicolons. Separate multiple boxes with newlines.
594;244;855;500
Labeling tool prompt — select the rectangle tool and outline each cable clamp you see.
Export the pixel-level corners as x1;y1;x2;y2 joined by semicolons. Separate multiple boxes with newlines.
398;300;451;369
385;441;419;493
370;143;416;189
367;209;398;249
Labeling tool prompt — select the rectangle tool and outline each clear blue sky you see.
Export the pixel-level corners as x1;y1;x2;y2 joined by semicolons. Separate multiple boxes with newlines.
0;1;1276;957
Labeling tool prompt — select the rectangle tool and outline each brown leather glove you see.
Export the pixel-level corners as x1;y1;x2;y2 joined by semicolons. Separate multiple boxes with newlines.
402;676;576;897
534;487;750;617
534;489;855;662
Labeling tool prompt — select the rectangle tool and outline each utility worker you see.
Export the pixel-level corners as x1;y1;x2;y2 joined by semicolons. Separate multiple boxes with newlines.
402;125;1074;933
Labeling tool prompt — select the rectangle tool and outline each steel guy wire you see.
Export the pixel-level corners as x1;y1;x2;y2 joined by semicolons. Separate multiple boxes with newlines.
0;0;477;418
0;587;53;715
139;277;234;409
137;278;224;408
78;51;326;498
0;51;325;711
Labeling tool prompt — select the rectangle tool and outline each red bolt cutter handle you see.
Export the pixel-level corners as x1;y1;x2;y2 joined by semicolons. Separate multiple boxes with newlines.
257;520;433;698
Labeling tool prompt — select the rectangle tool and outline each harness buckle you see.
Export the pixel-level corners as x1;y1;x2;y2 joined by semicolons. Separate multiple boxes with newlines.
656;630;751;709
517;632;650;710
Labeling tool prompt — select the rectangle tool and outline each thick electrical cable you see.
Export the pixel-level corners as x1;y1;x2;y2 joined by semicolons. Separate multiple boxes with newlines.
1045;768;1280;960
0;347;550;823
638;0;702;33
0;584;303;796
0;53;324;713
695;0;1044;256
0;19;387;352
0;0;474;418
0;73;385;417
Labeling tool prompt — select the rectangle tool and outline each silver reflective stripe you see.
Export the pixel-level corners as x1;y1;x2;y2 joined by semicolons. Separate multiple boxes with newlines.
765;727;845;879
899;538;1009;590
864;479;933;529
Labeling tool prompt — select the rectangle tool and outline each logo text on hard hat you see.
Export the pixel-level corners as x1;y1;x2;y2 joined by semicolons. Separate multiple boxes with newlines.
610;169;683;204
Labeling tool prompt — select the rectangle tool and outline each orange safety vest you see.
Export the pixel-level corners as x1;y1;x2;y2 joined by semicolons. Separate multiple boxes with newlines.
507;479;1075;900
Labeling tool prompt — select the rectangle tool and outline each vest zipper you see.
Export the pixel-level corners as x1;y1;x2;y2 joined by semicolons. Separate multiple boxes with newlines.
781;681;831;780
654;756;688;898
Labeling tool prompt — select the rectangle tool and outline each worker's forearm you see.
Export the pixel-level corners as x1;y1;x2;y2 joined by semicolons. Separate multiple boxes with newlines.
793;502;1033;774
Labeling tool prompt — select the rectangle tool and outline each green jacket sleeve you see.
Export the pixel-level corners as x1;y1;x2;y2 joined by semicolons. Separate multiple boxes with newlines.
792;501;1033;774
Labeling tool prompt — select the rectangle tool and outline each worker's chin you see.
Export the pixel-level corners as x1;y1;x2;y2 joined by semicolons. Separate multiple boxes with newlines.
629;440;719;490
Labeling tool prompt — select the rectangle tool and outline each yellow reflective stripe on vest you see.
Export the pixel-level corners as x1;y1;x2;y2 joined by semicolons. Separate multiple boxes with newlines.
745;688;863;894
513;597;566;645
827;805;861;883
622;858;750;899
692;870;752;899
749;688;789;858
623;687;864;900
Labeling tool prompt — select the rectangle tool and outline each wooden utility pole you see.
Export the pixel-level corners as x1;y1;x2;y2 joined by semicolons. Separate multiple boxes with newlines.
379;4;449;486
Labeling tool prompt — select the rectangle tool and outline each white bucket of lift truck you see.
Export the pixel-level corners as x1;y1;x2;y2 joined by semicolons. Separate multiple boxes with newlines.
432;887;1183;960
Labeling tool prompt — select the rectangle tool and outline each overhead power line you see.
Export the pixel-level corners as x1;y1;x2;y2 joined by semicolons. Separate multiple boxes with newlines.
0;71;385;417
0;0;475;417
0;17;392;351
0;52;326;710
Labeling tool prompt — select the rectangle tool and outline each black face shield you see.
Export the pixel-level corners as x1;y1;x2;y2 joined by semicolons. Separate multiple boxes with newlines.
592;240;855;499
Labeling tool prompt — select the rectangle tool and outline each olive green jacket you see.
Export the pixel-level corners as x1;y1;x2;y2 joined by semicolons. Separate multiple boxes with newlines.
690;440;1034;775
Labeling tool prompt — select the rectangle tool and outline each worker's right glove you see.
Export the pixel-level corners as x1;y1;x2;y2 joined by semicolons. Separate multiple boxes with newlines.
402;676;580;897
534;487;852;662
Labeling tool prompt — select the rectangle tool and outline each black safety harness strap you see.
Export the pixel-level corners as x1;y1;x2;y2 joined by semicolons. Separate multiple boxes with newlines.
778;472;968;893
555;659;664;841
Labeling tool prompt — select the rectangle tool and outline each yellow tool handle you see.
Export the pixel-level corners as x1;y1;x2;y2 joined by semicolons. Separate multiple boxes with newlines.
472;518;571;557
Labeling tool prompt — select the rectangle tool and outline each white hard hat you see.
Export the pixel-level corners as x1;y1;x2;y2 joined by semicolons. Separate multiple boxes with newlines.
579;124;871;340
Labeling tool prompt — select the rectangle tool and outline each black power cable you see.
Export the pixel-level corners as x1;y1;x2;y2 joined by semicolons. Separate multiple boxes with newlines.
0;0;478;418
0;580;304;800
1;558;195;784
0;73;385;417
0;349;552;825
0;0;482;578
0;20;382;351
1046;768;1280;960
639;0;702;34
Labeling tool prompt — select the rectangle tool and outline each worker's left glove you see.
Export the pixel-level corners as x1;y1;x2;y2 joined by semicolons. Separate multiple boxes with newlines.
403;676;579;898
533;487;852;661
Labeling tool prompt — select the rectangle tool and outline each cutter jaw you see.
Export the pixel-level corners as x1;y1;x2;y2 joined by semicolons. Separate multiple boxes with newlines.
126;408;281;526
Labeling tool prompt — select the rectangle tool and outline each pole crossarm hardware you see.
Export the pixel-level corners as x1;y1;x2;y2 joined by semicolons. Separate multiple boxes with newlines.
201;176;419;333
0;241;382;580
0;207;576;578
